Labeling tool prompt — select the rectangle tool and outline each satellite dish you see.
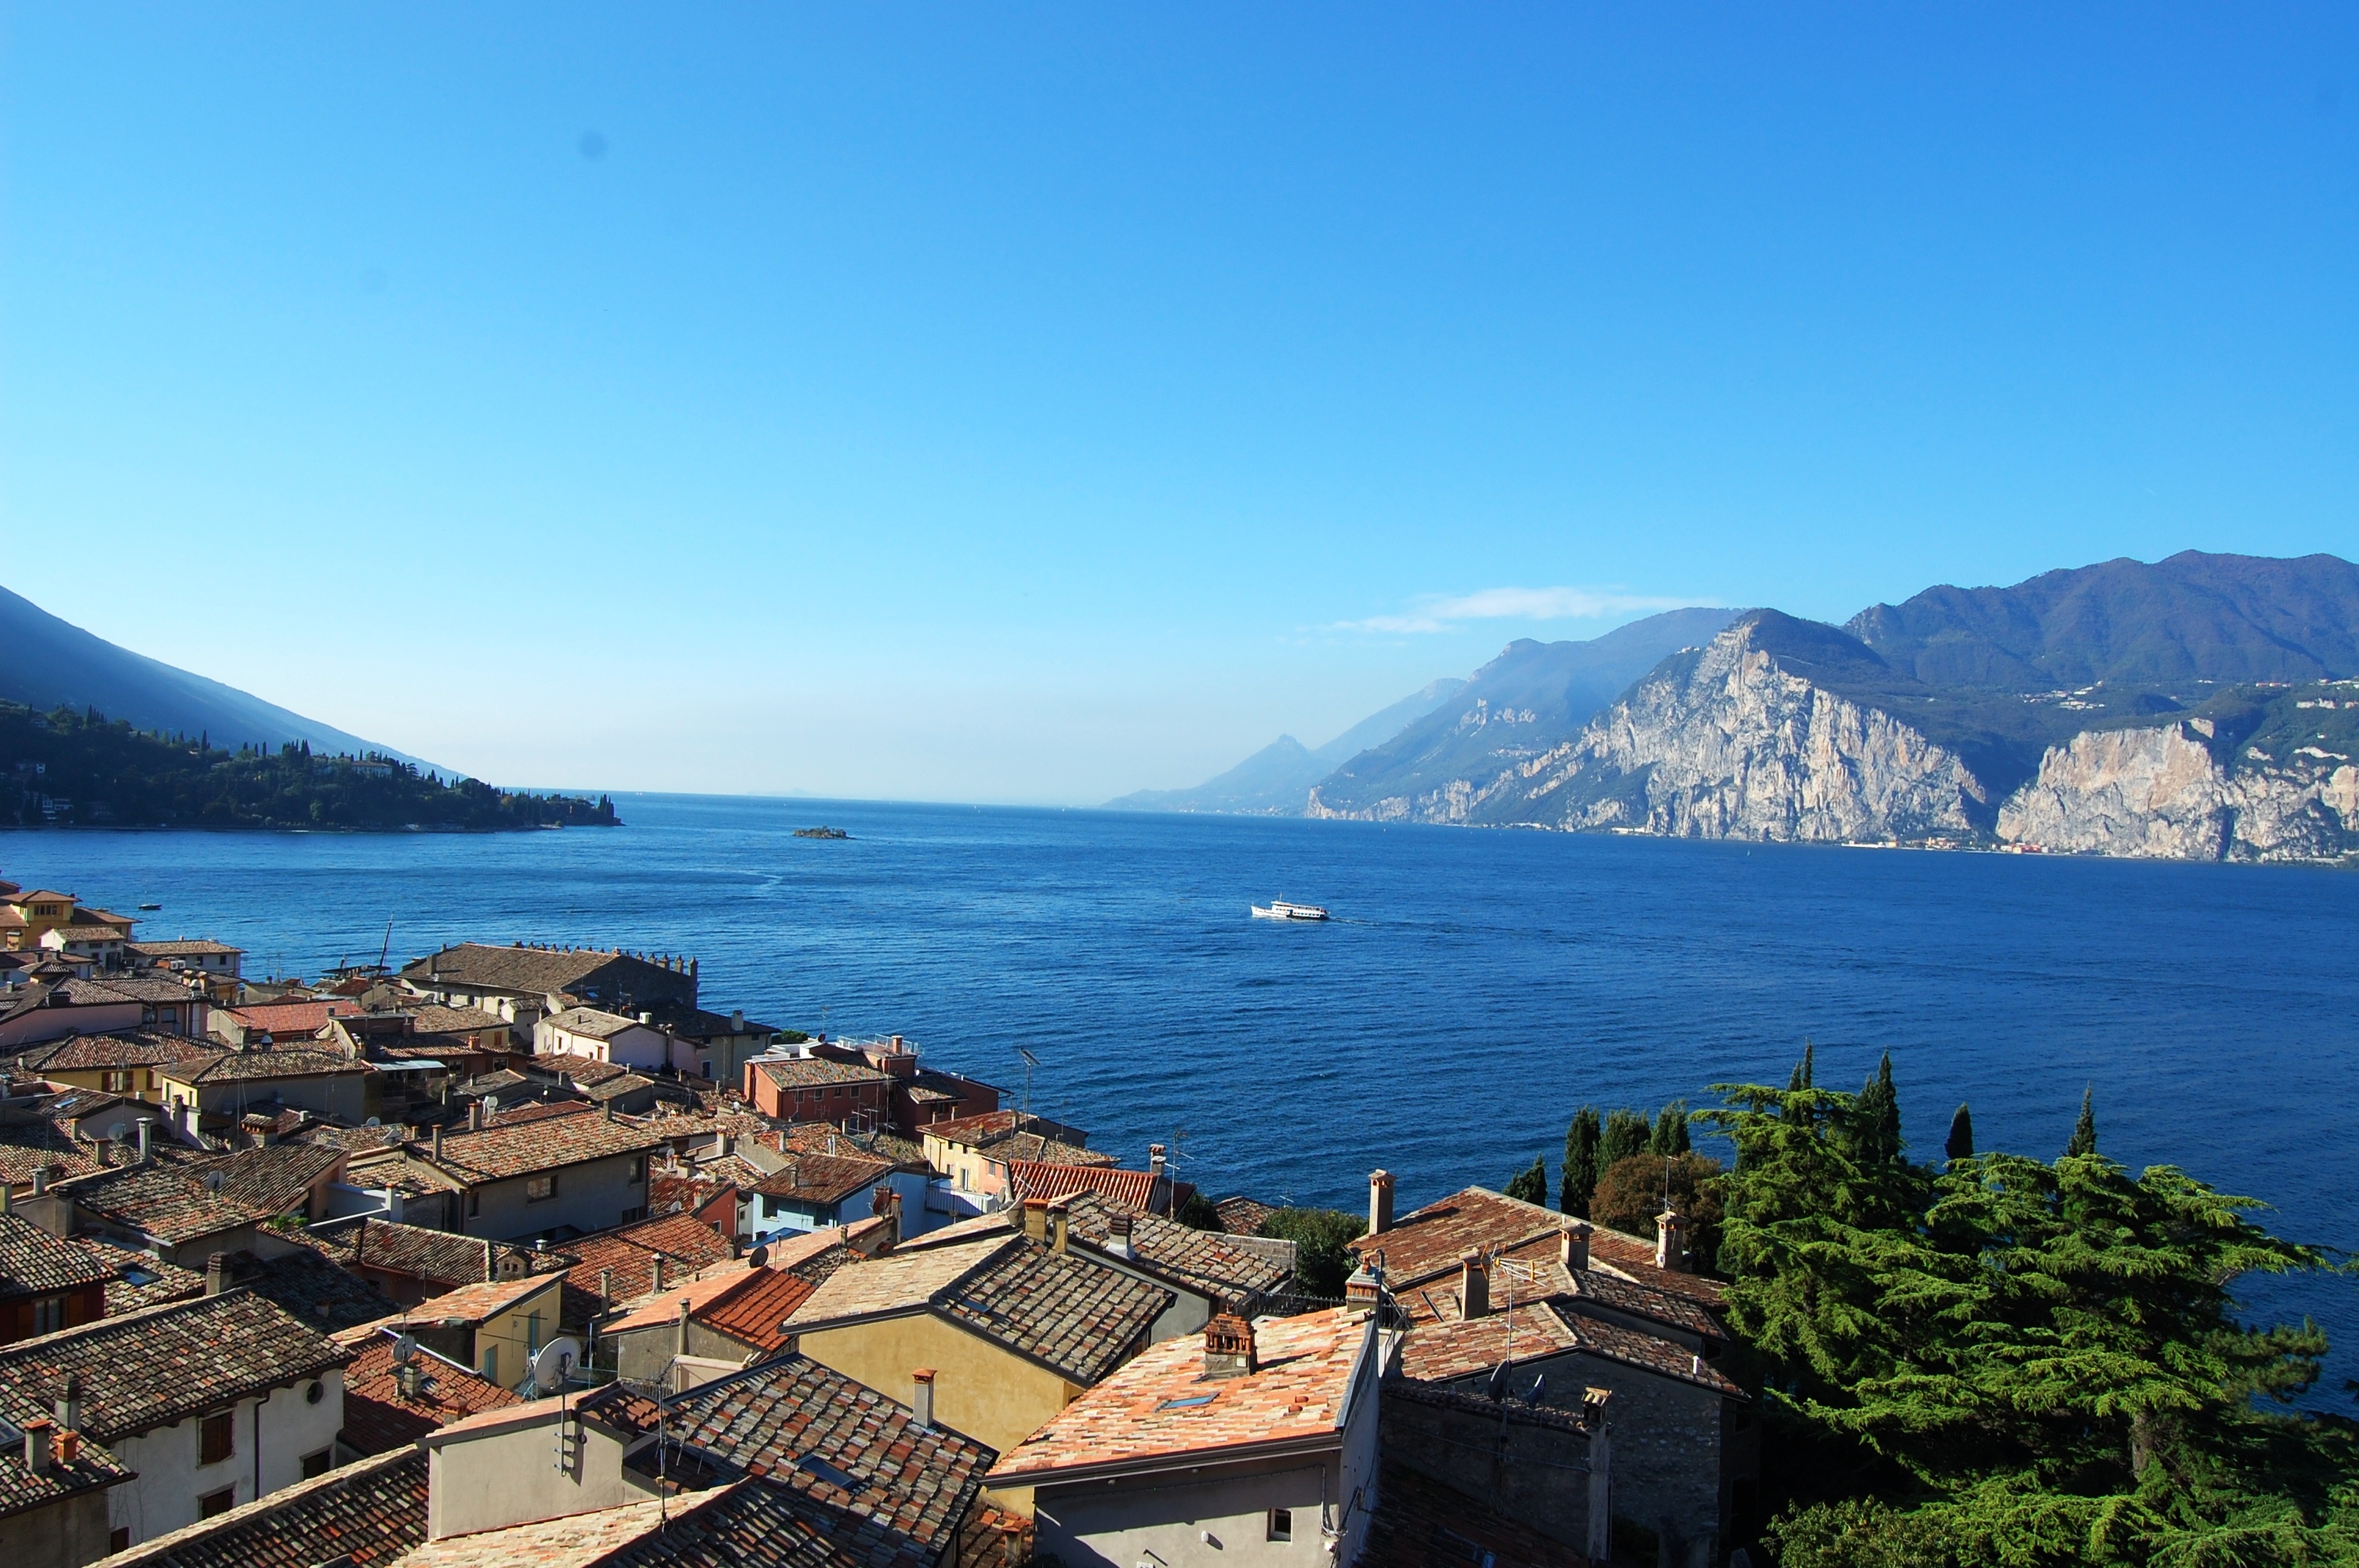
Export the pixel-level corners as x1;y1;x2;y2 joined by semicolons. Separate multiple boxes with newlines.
485;1094;501;1115
365;1116;381;1127
392;1333;416;1365
747;1245;769;1268
529;1338;581;1392
205;1171;226;1194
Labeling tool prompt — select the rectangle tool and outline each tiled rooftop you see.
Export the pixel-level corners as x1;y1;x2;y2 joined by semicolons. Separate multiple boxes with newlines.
0;1290;351;1442
123;939;243;958
158;1048;370;1084
99;1445;427;1568
1059;1192;1292;1302
408;1004;507;1034
990;1308;1375;1483
220;1247;401;1332
184;1142;344;1214
0;1211;113;1298
754;1057;893;1090
563;1213;736;1303
523;1052;634;1085
223;999;362;1036
336;1328;523;1454
1358;1454;1590;1568
429;1115;664;1182
383;1272;558;1328
1213;1195;1277;1236
401;942;648;997
0;1119;97;1189
696;1268;819;1351
1006;1160;1161;1211
0;1380;132;1523
541;1006;646;1040
58;1160;274;1245
13;1029;217;1072
306;1218;534;1287
1399;1298;1743;1396
788;1234;1172;1386
70;1236;205;1313
751;1151;893;1206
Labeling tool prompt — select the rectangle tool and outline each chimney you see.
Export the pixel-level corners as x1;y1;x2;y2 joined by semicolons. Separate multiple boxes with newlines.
431;1123;445;1161
1047;1200;1070;1254
0;1185;9;1216
1459;1248;1488;1320
54;1429;78;1465
21;1419;50;1477
911;1367;936;1429
999;1521;1027;1568
1656;1207;1688;1273
651;1256;666;1294
1345;1259;1384;1313
602;1099;615;1123
599;1268;613;1301
889;1034;903;1051
1562;1220;1592;1273
638;1012;652;1025
29;1168;45;1197
730;1010;744;1033
1202;1312;1257;1378
674;1294;692;1358
1583;1388;1614;1565
467;1101;483;1131
1107;1212;1136;1261
1368;1170;1394;1236
1148;1144;1167;1177
1020;1198;1049;1243
204;1253;227;1296
53;1374;79;1434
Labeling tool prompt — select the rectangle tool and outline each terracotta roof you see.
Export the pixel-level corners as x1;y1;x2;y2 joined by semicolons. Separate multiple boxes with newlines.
1360;1455;1590;1568
1008;1160;1162;1211
753;1057;893;1091
407;1004;505;1033
489;1098;597;1127
1350;1185;1561;1286
788;1235;1171;1385
0;1290;350;1441
96;1444;426;1568
697;1269;819;1351
751;1151;894;1207
335;1329;523;1454
605;1263;766;1334
429;1116;663;1182
1213;1195;1277;1236
57;1160;274;1244
1555;1265;1725;1341
158;1048;369;1085
581;1073;655;1104
0;1381;133;1524
0;1213;110;1298
184;1142;343;1213
305;1219;525;1287
13;1029;216;1072
0;1120;97;1189
1400;1298;1742;1396
525;1052;634;1085
563;1214;736;1302
194;1247;399;1332
990;1308;1376;1483
1058;1192;1292;1302
769;1123;929;1170
69;1236;205;1312
385;1272;559;1328
123;939;242;958
401;942;660;997
542;1007;652;1040
607;1354;998;1560
223;999;362;1035
647;1170;739;1221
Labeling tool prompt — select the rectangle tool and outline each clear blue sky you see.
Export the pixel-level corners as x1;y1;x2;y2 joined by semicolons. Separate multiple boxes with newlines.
3;5;2353;801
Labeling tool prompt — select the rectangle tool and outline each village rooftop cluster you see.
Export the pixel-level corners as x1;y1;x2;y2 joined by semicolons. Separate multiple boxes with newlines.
0;877;1750;1568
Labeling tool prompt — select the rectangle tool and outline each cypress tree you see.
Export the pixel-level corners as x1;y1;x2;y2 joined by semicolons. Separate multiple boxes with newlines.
1601;1109;1651;1169
1852;1053;1902;1163
1504;1157;1548;1206
1561;1107;1601;1217
2066;1085;2097;1157
1783;1040;1817;1123
1650;1100;1692;1157
1945;1102;1974;1162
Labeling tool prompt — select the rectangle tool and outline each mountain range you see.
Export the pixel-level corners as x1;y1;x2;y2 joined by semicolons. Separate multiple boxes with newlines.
0;581;427;768
1121;553;2359;864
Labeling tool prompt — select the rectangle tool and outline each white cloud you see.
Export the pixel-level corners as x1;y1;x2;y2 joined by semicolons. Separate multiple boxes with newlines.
1335;585;1692;634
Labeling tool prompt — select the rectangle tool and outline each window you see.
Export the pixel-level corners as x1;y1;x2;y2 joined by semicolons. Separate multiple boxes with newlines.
1268;1509;1292;1543
467;1191;482;1217
525;1174;555;1202
198;1410;235;1466
300;1448;333;1479
103;1069;130;1093
108;1528;128;1552
198;1487;235;1519
30;1295;64;1335
620;1206;646;1223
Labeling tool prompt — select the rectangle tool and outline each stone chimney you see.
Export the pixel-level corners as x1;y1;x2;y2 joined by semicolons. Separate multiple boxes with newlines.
29;1168;45;1197
602;1099;615;1123
1047;1200;1070;1255
21;1418;50;1477
598;1269;612;1301
911;1367;936;1429
1656;1208;1688;1272
674;1294;692;1358
467;1101;483;1132
204;1253;227;1297
1583;1388;1614;1565
431;1123;445;1161
1107;1212;1136;1261
136;1120;151;1163
1020;1198;1049;1243
650;1256;666;1294
1345;1259;1384;1313
1459;1248;1488;1320
1368;1170;1394;1236
1148;1144;1166;1177
53;1374;78;1434
1562;1220;1591;1272
1203;1312;1257;1378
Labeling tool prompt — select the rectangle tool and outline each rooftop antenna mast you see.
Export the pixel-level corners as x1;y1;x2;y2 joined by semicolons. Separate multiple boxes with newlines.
377;919;394;977
1015;1046;1039;1120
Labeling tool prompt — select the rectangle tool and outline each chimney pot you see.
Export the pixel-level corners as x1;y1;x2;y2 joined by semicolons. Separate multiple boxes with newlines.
1148;1143;1166;1177
1656;1207;1688;1272
53;1429;77;1465
599;1268;613;1300
1368;1170;1394;1236
1020;1198;1049;1243
911;1367;936;1428
21;1418;50;1476
54;1374;79;1434
1459;1248;1489;1320
1107;1213;1136;1261
1562;1220;1592;1273
1202;1312;1258;1378
467;1101;482;1131
29;1168;44;1196
1048;1200;1070;1254
431;1123;445;1161
651;1256;665;1294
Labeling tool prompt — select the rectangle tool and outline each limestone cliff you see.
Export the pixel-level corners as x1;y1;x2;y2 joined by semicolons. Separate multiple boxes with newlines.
1997;720;2359;861
1475;615;1990;841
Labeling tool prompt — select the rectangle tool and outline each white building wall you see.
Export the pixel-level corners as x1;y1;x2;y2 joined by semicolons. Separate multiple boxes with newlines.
105;1371;345;1548
1036;1457;1341;1568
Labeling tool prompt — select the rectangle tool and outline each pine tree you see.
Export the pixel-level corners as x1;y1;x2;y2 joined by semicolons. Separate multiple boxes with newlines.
2066;1083;2097;1157
1789;1040;1816;1091
1503;1157;1548;1206
1561;1107;1601;1217
1944;1102;1974;1162
1851;1053;1901;1164
1650;1100;1692;1157
1601;1109;1651;1169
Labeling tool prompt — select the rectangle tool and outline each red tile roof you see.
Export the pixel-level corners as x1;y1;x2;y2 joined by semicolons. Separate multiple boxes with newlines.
564;1214;736;1303
224;999;362;1035
1399;1298;1742;1396
335;1328;523;1454
429;1115;664;1182
696;1269;819;1352
1008;1160;1161;1211
97;1445;426;1568
990;1308;1376;1483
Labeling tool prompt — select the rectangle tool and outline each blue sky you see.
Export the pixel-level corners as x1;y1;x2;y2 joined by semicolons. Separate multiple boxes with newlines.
3;5;2354;801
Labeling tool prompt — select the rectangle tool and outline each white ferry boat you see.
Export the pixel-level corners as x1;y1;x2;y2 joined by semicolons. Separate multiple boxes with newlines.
1251;901;1330;921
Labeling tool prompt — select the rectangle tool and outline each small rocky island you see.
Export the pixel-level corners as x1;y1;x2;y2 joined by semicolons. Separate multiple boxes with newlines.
793;826;851;839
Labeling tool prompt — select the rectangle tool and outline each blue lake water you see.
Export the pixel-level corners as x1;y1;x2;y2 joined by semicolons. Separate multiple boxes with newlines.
9;796;2356;1398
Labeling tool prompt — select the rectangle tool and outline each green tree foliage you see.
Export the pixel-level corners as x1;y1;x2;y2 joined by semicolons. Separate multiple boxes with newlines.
1707;1071;2357;1568
1944;1103;1974;1162
1651;1098;1693;1157
1174;1191;1222;1231
1591;1150;1725;1265
2068;1084;2098;1157
1851;1053;1903;1164
1562;1106;1602;1218
1256;1207;1367;1300
1601;1107;1652;1169
1503;1156;1548;1206
0;703;617;830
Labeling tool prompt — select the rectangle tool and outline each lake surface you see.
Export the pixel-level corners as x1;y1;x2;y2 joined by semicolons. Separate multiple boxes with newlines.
10;797;2356;1397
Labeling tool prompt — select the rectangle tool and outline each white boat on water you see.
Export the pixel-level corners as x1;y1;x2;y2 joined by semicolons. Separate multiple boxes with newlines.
1252;901;1330;921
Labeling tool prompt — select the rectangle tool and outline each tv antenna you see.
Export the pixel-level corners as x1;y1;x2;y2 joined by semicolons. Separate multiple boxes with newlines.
1015;1047;1039;1120
377;919;394;976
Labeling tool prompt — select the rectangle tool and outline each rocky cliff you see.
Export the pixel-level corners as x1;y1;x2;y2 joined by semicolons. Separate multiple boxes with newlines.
1473;614;1991;841
1997;720;2359;861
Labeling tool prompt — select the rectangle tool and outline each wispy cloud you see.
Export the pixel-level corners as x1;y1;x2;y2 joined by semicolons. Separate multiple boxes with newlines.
1335;585;1692;635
